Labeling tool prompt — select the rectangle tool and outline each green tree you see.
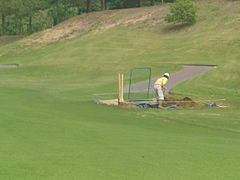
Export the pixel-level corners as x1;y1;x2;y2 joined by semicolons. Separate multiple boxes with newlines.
0;0;13;36
47;1;77;26
122;0;140;8
13;0;26;34
87;0;90;12
33;10;53;32
25;0;44;35
164;0;198;25
101;0;105;10
61;0;85;14
151;0;154;5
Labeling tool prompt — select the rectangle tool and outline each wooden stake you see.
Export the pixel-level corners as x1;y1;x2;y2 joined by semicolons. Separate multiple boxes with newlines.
118;73;121;104
118;73;124;104
121;74;124;102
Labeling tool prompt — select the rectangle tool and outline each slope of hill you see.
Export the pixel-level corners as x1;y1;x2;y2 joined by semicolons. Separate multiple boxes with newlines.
20;5;166;47
1;0;238;99
0;35;24;47
17;0;240;47
0;0;239;103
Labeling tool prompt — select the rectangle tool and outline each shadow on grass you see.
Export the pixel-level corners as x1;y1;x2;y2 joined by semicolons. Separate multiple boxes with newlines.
162;23;194;33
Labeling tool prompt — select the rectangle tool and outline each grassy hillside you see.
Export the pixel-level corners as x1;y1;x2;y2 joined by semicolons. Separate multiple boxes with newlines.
0;0;240;179
0;0;239;101
0;35;24;47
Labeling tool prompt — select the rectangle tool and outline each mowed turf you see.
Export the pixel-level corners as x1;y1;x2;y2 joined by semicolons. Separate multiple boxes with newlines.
1;88;240;179
0;1;240;179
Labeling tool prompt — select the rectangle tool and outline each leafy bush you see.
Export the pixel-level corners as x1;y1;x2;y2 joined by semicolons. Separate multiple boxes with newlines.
164;0;198;25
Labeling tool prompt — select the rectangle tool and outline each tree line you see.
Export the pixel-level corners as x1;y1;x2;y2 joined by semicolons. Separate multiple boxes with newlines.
0;0;175;36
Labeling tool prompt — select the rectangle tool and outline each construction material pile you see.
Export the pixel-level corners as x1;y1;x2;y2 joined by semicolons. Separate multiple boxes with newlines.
94;97;222;109
163;97;203;108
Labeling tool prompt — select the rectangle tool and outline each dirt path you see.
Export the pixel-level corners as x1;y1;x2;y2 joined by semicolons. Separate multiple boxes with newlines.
124;65;215;95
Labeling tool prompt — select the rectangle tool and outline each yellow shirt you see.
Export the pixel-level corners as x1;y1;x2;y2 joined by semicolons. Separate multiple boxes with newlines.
154;77;168;86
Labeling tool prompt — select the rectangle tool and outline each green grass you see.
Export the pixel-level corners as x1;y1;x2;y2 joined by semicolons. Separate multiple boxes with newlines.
1;88;240;179
0;0;240;179
0;35;24;47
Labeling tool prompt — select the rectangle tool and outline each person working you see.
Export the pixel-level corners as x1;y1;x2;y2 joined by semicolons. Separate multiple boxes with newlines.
154;72;170;108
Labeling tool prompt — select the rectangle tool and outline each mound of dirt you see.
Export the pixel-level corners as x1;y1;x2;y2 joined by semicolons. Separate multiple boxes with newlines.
163;97;203;108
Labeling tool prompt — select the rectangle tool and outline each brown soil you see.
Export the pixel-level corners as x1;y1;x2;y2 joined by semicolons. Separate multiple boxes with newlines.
98;96;204;108
163;97;203;108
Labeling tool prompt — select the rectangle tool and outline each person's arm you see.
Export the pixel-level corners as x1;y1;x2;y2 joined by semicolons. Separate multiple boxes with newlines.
162;78;168;90
163;84;167;90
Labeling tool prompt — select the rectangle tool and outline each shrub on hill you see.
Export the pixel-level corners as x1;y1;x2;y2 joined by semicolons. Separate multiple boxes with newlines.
164;0;198;25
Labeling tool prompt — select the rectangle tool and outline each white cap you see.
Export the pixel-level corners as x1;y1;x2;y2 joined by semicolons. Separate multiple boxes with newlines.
164;72;169;77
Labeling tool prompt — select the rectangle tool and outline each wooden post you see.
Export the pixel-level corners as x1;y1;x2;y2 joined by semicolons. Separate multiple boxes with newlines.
118;73;121;104
121;74;124;102
118;73;124;104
